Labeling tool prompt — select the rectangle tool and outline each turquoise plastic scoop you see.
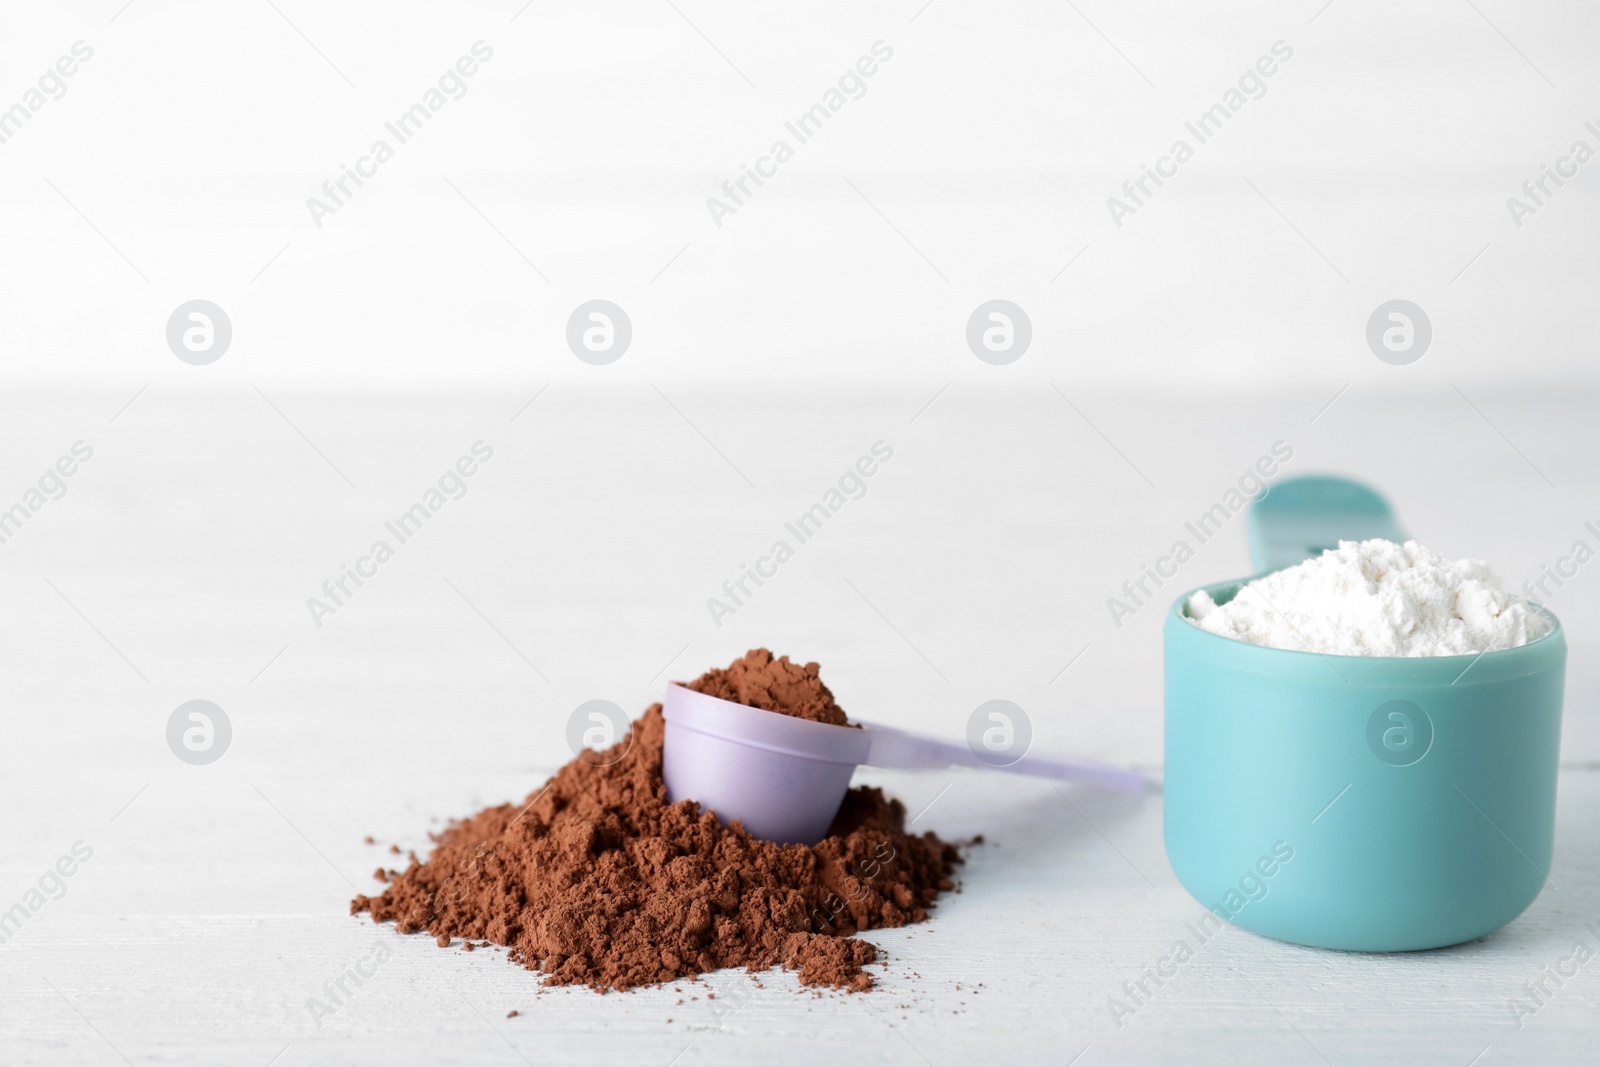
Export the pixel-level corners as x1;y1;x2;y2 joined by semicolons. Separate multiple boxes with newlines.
1164;475;1566;951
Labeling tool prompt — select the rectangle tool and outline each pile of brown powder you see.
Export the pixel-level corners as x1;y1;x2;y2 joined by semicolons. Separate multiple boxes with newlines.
685;647;854;727
352;651;961;992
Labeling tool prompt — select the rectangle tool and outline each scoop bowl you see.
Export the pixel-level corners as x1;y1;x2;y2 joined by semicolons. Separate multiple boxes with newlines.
662;684;870;845
1164;475;1567;950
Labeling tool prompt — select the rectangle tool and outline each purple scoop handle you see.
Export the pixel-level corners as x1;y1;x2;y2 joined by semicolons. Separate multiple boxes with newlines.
861;722;1146;793
661;685;1145;844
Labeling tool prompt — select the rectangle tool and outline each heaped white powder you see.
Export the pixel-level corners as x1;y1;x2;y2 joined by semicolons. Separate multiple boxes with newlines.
1185;539;1550;657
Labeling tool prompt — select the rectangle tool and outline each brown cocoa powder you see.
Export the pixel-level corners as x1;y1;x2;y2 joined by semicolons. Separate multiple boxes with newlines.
685;648;854;727
352;653;960;992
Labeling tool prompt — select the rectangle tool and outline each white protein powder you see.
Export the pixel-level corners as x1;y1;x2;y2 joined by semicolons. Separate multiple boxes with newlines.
1185;539;1551;657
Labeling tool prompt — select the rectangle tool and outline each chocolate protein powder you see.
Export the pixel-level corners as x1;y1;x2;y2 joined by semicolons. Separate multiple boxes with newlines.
352;651;961;992
686;647;855;727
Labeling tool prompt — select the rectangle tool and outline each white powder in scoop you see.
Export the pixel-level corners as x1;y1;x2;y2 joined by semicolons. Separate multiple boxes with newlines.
1185;539;1550;657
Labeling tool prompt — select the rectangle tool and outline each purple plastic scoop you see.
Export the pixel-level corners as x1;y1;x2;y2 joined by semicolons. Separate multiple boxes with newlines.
661;684;1145;845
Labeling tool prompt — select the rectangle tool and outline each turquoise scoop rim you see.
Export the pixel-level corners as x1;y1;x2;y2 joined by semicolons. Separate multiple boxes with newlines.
1166;575;1565;686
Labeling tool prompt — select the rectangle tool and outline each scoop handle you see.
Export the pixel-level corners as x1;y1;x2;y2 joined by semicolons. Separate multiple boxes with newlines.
861;722;1145;793
1247;475;1407;573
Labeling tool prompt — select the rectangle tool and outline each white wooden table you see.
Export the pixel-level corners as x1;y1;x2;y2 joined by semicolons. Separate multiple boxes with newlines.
7;767;1599;1067
1;389;1595;1065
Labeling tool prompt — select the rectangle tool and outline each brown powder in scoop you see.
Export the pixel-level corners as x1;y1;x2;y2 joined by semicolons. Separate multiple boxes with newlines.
351;656;960;993
685;647;854;727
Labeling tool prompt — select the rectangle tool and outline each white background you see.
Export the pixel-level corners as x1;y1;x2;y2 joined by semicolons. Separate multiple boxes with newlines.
1;2;1597;1065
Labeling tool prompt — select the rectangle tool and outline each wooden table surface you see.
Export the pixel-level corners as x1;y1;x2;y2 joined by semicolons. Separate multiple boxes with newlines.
0;387;1595;1065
